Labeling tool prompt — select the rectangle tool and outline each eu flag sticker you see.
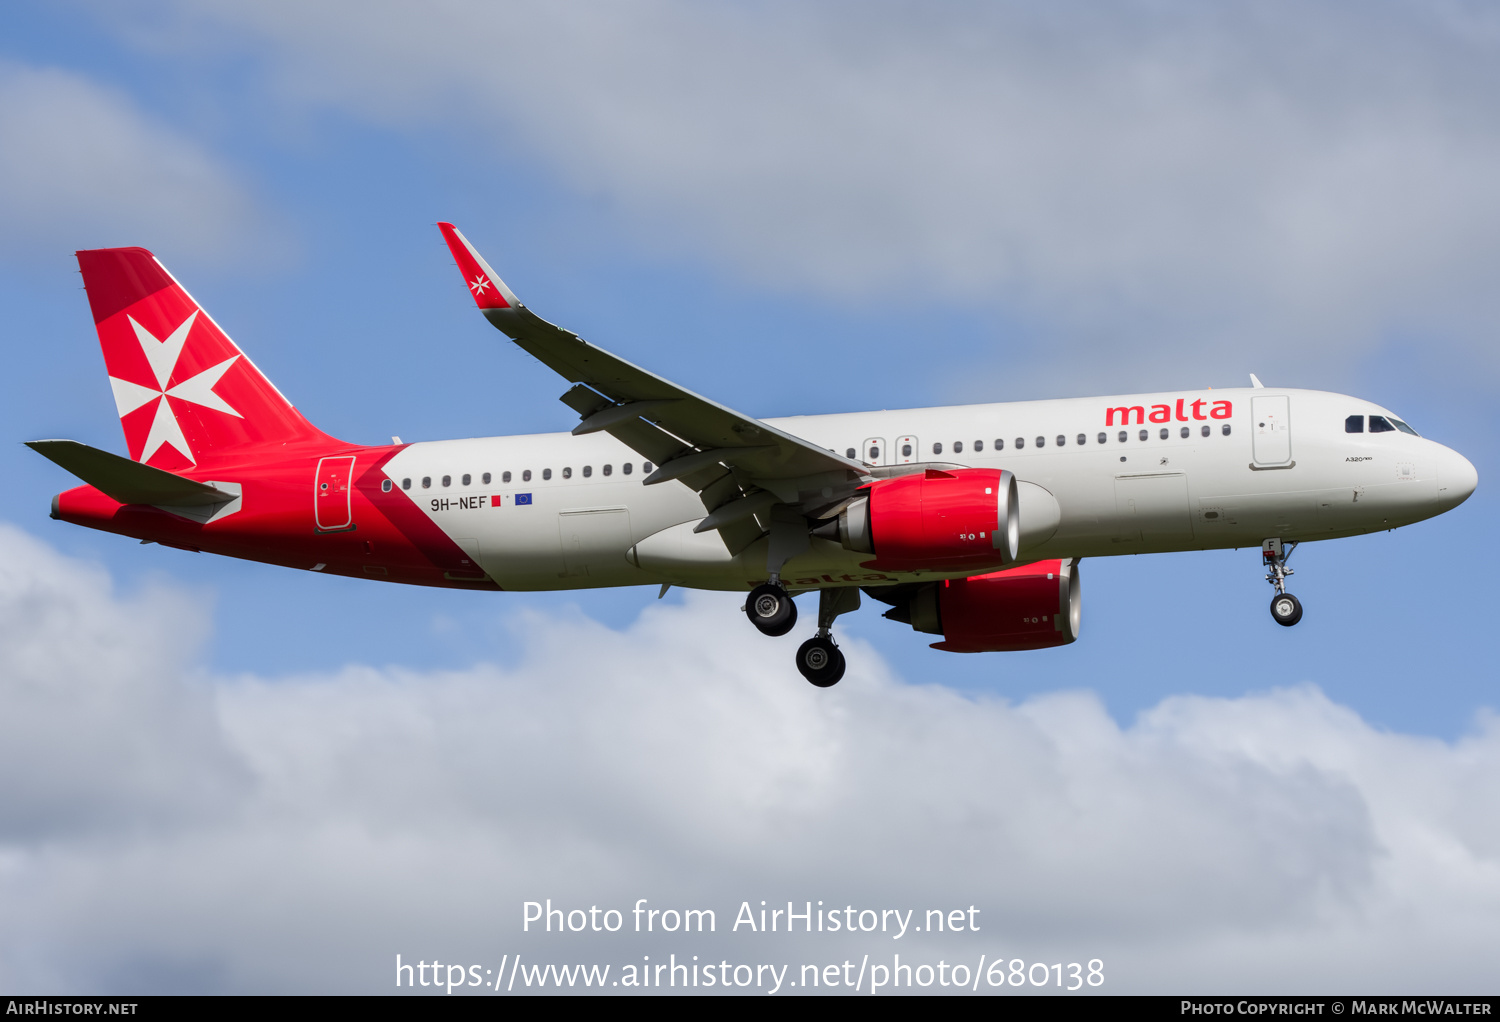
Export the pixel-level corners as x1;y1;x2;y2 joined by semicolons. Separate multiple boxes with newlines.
515;493;532;505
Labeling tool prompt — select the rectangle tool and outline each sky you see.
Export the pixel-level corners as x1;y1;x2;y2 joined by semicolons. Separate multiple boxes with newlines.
1;0;1498;995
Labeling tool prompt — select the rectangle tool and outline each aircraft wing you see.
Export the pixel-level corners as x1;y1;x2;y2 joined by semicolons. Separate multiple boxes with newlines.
438;222;872;553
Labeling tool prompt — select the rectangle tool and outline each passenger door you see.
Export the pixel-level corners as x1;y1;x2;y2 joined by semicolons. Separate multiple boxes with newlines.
314;455;356;532
1252;395;1293;466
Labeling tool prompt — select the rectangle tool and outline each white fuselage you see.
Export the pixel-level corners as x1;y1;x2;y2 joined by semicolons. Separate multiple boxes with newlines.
382;387;1476;593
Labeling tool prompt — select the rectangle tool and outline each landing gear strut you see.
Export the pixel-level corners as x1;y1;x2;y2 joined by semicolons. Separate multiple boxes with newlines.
745;510;860;686
1262;538;1303;627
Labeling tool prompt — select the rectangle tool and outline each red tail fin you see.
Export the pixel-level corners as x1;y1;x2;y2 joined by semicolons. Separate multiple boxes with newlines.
77;246;328;470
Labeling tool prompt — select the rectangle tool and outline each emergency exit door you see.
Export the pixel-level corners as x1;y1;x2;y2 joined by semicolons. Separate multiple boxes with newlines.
895;435;918;464
862;437;888;466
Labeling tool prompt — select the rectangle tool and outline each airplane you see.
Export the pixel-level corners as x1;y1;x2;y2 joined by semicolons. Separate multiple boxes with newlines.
28;224;1478;686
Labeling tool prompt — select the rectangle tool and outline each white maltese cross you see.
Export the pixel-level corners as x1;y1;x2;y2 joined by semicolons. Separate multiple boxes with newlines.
107;311;242;465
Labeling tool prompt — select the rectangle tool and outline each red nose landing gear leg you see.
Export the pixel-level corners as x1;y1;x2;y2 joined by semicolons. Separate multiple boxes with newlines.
1262;538;1303;627
796;588;860;687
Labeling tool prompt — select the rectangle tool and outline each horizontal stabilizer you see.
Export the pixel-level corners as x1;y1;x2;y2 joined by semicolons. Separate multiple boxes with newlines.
27;440;232;506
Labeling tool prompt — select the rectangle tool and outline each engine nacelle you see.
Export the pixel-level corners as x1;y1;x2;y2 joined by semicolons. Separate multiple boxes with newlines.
832;468;1019;573
877;558;1081;653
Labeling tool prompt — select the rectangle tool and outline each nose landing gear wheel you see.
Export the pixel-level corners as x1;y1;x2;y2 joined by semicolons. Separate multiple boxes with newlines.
1270;592;1303;627
746;583;797;636
796;635;846;687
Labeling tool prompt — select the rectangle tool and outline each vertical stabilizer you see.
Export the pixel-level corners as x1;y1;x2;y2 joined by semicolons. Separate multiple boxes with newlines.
76;246;328;470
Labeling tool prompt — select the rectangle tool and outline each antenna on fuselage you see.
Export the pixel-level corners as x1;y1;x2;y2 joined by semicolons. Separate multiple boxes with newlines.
1249;374;1265;388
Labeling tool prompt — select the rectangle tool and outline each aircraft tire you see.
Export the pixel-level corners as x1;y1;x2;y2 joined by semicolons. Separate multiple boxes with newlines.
796;636;845;687
1270;592;1303;627
747;583;797;636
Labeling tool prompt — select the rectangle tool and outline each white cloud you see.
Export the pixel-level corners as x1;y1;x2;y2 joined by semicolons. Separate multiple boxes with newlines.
136;2;1500;384
0;522;1498;993
0;523;242;841
0;61;275;264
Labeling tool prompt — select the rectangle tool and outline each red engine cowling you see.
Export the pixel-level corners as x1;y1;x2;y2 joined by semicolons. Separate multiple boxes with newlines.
836;468;1019;572
875;558;1081;652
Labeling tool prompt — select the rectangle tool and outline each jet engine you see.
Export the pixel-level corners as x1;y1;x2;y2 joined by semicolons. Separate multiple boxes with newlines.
820;468;1019;572
869;558;1081;652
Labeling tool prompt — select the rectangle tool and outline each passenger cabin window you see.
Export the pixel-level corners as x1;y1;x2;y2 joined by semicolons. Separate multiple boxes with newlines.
868;445;880;461
422;476;431;489
562;467;572;479
482;472;491;484
1369;416;1395;433
1077;434;1086;446
1221;424;1232;436
542;468;552;480
1179;426;1189;438
1200;425;1210;437
583;465;593;477
603;464;612;476
901;443;912;457
622;462;633;475
402;478;412;490
381;479;393;492
502;471;512;483
644;462;653;473
1036;436;1046;448
462;474;471;486
974;440;984;452
1015;437;1025;449
1117;431;1127;443
1056;435;1066;447
954;441;964;454
522;470;531;482
1159;428;1169;440
994;439;1005;450
932;442;943;455
441;475;451;488
1097;433;1106;444
1345;415;1365;433
1138;430;1148;441
846;448;856;458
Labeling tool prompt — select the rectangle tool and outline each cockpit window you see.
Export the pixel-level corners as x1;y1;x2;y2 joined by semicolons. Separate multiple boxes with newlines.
1345;415;1364;433
1391;418;1419;436
1369;416;1395;433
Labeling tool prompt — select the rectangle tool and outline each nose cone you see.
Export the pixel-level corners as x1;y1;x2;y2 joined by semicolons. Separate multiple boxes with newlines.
1437;446;1478;510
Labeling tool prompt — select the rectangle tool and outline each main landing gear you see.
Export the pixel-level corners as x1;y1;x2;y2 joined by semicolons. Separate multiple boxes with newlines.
745;580;860;687
745;582;798;636
795;634;844;688
1262;538;1303;627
